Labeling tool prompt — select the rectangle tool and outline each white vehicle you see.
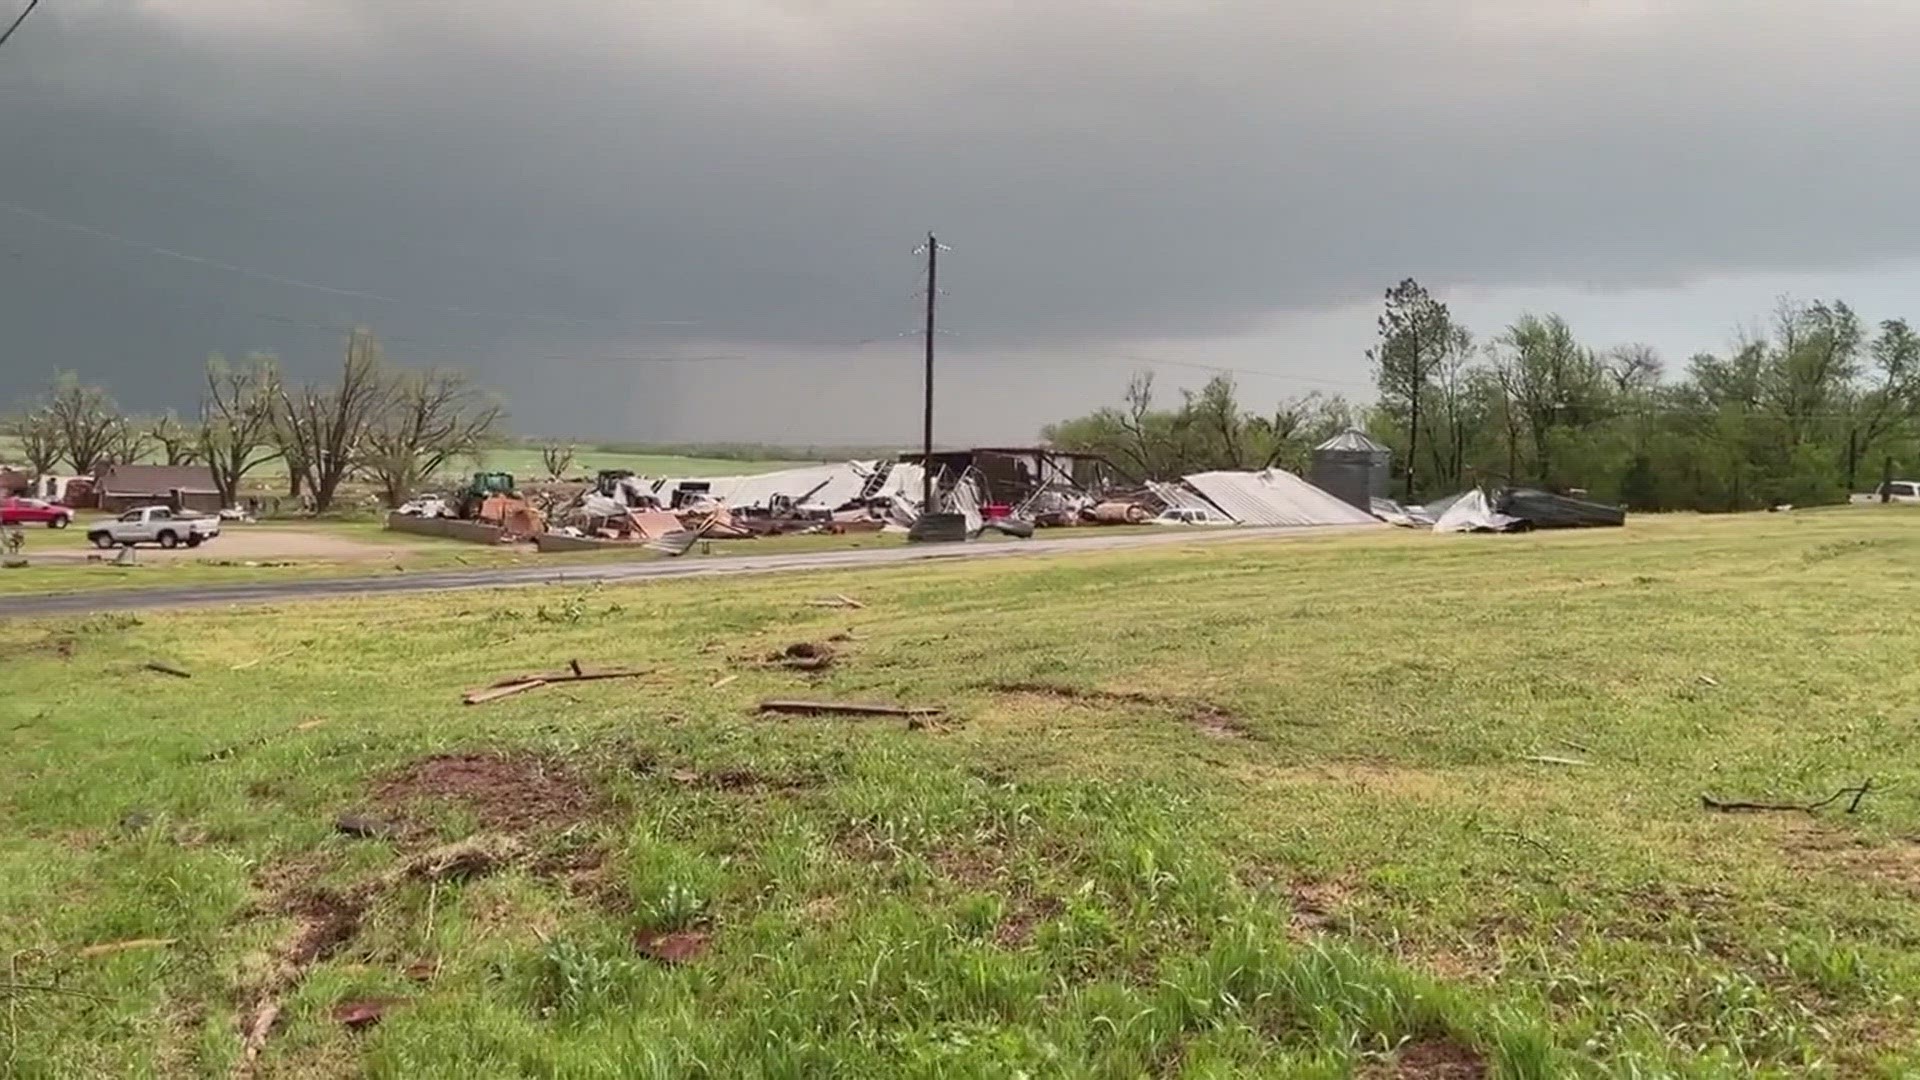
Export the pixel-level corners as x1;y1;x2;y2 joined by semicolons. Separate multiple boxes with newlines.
87;506;223;550
1851;481;1920;505
1151;507;1234;526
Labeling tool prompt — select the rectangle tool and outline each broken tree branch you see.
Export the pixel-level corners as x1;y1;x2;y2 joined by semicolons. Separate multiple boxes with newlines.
758;700;942;719
1701;780;1875;814
461;680;547;706
485;667;648;689
144;661;192;679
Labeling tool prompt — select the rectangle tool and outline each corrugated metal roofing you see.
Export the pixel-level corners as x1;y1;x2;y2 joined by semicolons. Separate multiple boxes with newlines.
658;462;879;510
1314;428;1392;454
1181;469;1383;527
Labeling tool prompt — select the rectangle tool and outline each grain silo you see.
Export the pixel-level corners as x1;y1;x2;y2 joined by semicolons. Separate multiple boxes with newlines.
1309;429;1392;512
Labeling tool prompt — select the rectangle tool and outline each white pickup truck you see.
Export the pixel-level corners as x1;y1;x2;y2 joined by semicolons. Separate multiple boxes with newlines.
1851;481;1920;505
87;506;223;550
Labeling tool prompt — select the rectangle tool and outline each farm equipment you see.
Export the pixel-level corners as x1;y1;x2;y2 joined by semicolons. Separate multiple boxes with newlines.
456;472;517;520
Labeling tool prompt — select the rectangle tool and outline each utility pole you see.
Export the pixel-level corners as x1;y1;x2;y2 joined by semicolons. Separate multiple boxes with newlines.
919;231;939;511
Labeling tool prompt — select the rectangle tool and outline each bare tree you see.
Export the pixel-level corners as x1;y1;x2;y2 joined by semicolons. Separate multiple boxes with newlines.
3;408;62;476
541;442;576;479
148;411;201;466
275;329;391;513
104;417;154;466
199;355;284;508
46;372;122;474
1605;343;1664;394
363;368;503;507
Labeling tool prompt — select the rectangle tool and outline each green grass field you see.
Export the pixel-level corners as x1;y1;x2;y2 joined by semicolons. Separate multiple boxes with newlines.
3;511;1918;1076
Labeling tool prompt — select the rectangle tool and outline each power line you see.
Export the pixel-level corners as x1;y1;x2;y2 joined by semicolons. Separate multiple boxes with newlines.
0;0;39;53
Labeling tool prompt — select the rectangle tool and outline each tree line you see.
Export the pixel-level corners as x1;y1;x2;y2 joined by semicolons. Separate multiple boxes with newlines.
1045;280;1920;510
2;329;502;513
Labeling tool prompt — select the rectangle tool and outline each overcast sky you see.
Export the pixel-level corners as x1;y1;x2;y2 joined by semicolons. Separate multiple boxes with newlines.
6;1;1920;445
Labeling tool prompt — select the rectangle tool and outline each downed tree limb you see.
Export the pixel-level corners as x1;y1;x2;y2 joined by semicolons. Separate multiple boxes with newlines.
485;667;648;688
144;661;192;679
758;699;942;719
1522;754;1590;767
1701;780;1875;815
805;595;864;609
461;680;547;706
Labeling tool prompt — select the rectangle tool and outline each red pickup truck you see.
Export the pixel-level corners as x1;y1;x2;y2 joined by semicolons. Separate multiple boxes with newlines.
0;497;75;529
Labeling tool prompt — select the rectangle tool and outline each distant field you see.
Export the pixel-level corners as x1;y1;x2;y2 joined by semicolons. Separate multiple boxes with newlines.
4;510;1919;1075
448;447;809;481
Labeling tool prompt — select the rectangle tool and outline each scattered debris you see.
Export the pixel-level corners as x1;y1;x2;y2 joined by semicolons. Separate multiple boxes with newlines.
1702;780;1875;815
76;937;177;959
758;699;944;719
397;836;524;883
709;674;740;690
143;661;192;679
632;928;711;964
1697;674;1721;687
1553;737;1591;754
334;814;396;840
331;998;399;1031
293;718;328;732
772;641;835;671
118;810;152;832
402;959;440;983
1521;754;1590;767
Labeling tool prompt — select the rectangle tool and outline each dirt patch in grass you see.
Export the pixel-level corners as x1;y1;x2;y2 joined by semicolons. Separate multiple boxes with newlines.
0;634;76;663
994;894;1064;948
1286;876;1354;936
1234;761;1451;800
1361;1039;1487;1079
1776;821;1920;898
374;752;595;834
986;680;1253;739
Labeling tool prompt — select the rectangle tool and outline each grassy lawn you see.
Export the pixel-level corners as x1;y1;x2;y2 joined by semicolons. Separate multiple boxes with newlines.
3;511;1919;1076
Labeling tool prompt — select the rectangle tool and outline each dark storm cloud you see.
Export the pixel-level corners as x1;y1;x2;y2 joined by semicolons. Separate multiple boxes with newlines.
5;1;1919;440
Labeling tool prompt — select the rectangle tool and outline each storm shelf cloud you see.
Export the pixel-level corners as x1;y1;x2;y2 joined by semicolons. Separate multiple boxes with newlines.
5;0;1920;442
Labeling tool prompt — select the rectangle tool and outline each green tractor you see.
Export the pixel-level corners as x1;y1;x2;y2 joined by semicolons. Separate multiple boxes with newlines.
456;471;516;519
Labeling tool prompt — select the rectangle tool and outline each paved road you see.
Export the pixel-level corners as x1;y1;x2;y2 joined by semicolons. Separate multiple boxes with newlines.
0;525;1371;617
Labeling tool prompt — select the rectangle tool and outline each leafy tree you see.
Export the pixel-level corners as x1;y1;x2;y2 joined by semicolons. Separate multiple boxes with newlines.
1368;279;1463;500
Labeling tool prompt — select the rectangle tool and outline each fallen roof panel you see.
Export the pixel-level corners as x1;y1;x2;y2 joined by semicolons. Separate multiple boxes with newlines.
1181;469;1384;527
